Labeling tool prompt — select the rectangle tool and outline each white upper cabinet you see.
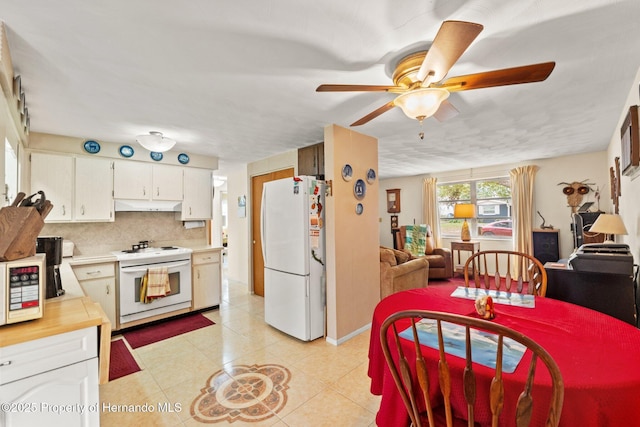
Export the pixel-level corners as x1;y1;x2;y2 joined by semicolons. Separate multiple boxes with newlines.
75;157;114;221
30;153;73;221
113;161;152;200
30;153;113;222
152;165;183;200
181;168;212;220
113;161;183;201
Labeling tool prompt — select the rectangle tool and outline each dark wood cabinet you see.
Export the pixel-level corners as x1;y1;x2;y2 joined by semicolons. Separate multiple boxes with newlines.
298;142;324;178
545;263;636;325
532;229;560;264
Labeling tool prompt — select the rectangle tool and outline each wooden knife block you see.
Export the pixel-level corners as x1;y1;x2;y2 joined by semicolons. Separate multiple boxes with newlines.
0;206;45;261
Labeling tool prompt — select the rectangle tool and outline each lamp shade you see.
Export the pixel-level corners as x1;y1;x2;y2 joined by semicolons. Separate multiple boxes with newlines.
394;88;449;121
136;131;176;152
453;203;476;219
589;214;628;236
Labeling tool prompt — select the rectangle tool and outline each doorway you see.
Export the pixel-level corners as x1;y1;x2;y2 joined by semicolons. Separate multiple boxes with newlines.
251;168;294;296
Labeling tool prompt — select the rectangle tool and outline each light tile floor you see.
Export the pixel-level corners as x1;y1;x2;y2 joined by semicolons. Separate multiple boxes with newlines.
100;273;381;426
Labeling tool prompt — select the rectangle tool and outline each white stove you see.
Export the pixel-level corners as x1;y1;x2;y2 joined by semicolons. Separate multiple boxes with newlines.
113;246;193;325
112;246;192;266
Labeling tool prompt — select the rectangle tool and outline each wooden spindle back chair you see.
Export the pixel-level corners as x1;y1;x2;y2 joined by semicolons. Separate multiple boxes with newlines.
380;310;564;427
463;250;547;297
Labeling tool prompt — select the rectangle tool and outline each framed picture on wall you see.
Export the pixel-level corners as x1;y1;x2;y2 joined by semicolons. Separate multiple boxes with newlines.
386;189;400;213
620;105;639;177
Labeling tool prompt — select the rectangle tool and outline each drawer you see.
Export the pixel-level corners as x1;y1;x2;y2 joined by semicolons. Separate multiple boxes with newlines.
0;327;97;385
192;251;221;265
72;263;115;281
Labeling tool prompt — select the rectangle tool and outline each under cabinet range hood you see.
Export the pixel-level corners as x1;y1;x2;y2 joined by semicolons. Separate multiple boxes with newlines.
114;199;181;212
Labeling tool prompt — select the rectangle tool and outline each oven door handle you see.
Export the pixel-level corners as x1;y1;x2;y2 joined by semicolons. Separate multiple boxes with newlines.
120;259;191;273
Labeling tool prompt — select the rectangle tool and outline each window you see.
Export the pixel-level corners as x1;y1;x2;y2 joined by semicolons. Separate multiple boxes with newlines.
437;177;512;239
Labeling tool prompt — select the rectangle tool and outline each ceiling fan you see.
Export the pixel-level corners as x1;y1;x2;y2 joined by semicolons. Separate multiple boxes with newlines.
316;21;555;127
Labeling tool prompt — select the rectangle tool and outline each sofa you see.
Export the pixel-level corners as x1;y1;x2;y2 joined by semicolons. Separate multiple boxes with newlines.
380;246;429;299
395;225;454;279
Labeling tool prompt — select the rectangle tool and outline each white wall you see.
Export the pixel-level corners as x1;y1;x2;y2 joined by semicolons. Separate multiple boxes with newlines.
379;151;609;260
225;164;250;285
605;65;640;263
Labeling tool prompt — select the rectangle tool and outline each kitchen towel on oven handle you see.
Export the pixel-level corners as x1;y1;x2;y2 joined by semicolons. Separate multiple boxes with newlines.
141;267;171;302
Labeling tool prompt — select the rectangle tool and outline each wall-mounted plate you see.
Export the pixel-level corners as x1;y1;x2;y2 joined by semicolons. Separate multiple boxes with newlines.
150;151;163;161
341;164;353;181
366;168;376;184
354;179;366;200
119;145;134;158
83;140;100;154
178;153;190;164
356;203;364;215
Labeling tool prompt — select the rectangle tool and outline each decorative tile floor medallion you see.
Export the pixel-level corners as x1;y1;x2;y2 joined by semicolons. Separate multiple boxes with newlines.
191;364;291;423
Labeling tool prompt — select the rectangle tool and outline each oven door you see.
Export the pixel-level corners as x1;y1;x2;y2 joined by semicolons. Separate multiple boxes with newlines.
118;259;192;323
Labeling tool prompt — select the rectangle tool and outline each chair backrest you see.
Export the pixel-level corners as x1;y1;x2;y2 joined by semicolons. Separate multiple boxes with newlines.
380;310;564;427
463;250;547;297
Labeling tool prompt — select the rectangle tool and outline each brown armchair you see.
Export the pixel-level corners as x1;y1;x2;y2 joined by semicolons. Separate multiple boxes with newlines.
395;225;453;279
380;247;429;299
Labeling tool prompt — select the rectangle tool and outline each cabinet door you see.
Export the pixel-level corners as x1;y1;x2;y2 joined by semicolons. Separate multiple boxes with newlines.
0;358;99;427
30;153;73;221
152;165;183;200
182;168;212;219
73;263;117;329
297;142;324;177
75;157;113;221
192;256;221;310
113;161;152;199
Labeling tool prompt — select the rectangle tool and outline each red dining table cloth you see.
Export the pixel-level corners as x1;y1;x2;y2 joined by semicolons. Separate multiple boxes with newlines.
368;284;640;427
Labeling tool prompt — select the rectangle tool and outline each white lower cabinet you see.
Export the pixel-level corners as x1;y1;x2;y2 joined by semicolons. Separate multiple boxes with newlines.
0;327;99;427
72;262;117;331
192;249;221;310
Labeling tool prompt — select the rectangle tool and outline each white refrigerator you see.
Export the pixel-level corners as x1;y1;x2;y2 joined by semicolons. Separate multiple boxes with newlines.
261;176;325;341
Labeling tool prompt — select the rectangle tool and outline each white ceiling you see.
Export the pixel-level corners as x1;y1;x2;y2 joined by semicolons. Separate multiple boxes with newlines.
3;0;640;178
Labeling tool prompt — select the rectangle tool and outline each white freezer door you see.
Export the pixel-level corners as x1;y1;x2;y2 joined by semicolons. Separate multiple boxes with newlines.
264;268;310;341
261;178;309;275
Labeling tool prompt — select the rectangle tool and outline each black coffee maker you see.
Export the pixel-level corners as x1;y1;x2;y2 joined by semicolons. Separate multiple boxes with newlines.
36;236;65;299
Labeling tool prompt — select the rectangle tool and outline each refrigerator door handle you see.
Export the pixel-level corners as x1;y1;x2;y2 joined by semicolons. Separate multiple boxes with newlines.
260;186;267;263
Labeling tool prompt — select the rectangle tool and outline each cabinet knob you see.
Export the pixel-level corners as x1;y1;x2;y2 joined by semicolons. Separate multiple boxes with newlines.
0;360;12;367
106;285;110;295
143;186;146;196
156;187;160;196
62;205;66;215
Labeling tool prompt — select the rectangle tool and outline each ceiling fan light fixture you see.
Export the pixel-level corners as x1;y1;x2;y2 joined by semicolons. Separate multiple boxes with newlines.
394;88;449;121
136;131;176;152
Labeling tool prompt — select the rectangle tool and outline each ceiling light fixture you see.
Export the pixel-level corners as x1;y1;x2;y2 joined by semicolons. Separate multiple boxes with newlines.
135;131;176;152
394;88;450;123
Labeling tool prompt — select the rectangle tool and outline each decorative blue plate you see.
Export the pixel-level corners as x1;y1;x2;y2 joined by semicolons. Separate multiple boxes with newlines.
150;151;163;161
356;203;364;215
366;168;376;184
178;153;190;164
119;145;134;158
353;179;366;200
83;140;100;154
341;164;353;181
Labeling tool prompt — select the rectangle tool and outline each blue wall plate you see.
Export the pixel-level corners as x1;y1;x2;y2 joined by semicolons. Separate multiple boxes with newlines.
178;153;190;164
150;151;163;161
119;145;134;158
83;140;101;154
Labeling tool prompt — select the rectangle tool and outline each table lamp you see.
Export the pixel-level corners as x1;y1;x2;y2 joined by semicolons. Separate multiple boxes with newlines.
589;213;628;243
454;203;475;242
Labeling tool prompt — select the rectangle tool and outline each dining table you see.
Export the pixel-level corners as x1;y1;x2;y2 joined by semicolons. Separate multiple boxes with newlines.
368;284;640;427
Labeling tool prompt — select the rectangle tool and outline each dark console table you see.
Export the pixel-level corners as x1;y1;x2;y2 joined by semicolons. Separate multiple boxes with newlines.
545;262;636;325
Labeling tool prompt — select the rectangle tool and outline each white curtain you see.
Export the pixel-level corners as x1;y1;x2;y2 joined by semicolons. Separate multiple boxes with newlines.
509;165;539;255
422;177;441;246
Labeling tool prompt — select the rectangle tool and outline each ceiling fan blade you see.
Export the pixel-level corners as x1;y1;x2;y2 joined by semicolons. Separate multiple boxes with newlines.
316;84;405;93
350;101;396;126
417;20;484;83
437;61;556;92
433;99;459;122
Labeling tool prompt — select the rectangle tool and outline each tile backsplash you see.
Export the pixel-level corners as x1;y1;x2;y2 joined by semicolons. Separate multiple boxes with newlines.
40;212;208;256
